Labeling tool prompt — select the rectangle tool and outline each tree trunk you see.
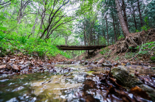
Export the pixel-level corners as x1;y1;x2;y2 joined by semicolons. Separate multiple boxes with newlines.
115;0;130;37
84;25;86;46
112;12;117;42
65;36;68;45
137;0;143;27
39;9;46;30
112;37;114;44
122;0;128;29
105;15;109;45
31;15;38;35
98;34;99;45
116;19;120;37
17;0;31;24
133;9;137;30
130;2;138;31
101;11;105;38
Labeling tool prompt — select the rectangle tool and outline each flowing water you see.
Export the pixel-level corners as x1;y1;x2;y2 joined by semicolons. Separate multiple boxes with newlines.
0;63;154;102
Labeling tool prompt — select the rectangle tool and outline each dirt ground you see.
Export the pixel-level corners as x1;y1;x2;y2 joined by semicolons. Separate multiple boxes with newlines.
75;29;155;64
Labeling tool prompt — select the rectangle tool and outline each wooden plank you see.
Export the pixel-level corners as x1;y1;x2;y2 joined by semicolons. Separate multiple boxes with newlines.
56;45;106;50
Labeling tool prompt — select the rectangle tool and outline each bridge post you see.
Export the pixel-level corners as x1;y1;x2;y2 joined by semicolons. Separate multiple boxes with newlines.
87;49;97;56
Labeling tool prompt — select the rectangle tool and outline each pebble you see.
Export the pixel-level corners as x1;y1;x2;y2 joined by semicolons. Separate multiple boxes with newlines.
102;63;112;67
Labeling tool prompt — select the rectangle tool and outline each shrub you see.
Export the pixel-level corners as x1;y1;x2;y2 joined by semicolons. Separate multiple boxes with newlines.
100;47;109;55
136;41;155;55
0;33;71;58
118;35;124;40
141;16;150;31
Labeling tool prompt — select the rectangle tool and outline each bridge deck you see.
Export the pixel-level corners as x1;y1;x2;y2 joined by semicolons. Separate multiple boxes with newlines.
57;45;106;50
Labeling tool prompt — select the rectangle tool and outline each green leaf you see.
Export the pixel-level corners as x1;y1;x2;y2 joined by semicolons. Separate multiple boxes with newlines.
0;31;4;34
0;26;7;31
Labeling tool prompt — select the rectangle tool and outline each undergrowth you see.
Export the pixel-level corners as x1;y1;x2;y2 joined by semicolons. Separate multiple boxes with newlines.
125;52;135;59
136;41;155;55
0;33;71;58
100;47;109;55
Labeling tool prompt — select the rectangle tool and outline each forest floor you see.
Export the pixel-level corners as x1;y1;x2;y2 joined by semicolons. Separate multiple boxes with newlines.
0;29;155;102
75;29;155;64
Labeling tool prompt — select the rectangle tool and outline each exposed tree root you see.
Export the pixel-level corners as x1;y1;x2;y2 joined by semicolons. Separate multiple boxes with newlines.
115;29;155;53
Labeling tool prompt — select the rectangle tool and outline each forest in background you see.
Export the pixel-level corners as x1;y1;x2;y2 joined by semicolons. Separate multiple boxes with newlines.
0;0;155;58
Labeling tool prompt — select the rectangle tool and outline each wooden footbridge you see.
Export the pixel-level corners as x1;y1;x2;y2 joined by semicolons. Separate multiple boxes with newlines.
57;45;106;56
57;45;106;50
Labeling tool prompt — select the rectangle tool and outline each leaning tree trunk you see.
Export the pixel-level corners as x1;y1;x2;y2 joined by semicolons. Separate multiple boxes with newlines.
122;0;128;29
115;0;130;37
114;0;146;53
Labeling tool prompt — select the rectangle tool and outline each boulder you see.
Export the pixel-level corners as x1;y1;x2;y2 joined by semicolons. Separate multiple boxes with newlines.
111;67;143;88
111;67;155;101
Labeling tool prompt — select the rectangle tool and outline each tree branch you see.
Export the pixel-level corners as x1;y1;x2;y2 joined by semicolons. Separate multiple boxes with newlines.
0;0;10;5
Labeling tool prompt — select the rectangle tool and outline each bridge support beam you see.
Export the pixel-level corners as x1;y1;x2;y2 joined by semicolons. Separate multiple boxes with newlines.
86;49;97;58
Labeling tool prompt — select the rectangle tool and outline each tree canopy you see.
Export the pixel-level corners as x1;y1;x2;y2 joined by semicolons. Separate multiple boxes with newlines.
0;0;155;57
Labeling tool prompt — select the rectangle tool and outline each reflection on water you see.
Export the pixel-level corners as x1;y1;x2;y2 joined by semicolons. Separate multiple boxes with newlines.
0;63;154;102
0;64;87;102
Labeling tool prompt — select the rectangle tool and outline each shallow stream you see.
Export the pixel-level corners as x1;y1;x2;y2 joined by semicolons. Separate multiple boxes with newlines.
0;63;154;102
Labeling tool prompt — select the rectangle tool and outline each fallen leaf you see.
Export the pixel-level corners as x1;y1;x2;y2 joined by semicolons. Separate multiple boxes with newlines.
6;64;12;69
130;86;150;99
0;65;6;69
121;63;126;66
97;58;105;64
12;64;20;70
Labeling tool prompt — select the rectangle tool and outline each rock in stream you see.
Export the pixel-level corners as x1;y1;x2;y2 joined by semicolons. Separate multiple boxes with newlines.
111;67;155;101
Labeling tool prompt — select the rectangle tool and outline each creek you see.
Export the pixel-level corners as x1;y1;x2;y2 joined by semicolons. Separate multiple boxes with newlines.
0;62;154;102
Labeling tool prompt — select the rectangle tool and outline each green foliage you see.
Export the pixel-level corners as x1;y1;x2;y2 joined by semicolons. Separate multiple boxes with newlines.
0;3;73;59
136;30;139;32
99;37;106;45
141;25;149;32
0;33;71;58
115;56;119;61
150;56;155;62
100;47;109;55
125;52;135;59
0;33;5;41
146;0;155;24
141;16;150;31
118;35;124;40
136;41;155;55
0;0;155;59
18;36;27;44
